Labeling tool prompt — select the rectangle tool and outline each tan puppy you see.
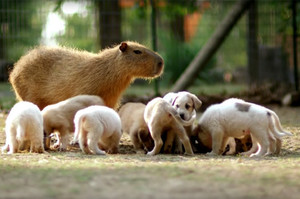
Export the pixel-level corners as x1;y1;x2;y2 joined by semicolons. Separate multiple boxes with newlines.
198;98;292;157
144;97;194;156
73;105;122;155
163;91;202;153
118;102;154;153
1;101;44;154
42;95;105;151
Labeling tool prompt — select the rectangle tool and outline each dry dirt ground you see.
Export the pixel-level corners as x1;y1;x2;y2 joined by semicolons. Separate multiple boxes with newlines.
0;105;299;199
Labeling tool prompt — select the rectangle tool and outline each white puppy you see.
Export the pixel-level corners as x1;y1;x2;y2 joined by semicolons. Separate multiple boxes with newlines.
73;105;122;155
144;97;194;156
42;95;105;151
163;91;202;152
163;91;202;122
1;101;44;154
198;98;292;157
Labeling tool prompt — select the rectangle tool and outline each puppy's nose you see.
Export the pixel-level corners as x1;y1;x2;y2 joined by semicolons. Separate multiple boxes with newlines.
180;113;185;120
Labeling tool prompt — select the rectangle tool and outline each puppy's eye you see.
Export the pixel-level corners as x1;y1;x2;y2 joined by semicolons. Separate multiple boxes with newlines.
133;50;142;54
185;104;191;109
176;104;179;108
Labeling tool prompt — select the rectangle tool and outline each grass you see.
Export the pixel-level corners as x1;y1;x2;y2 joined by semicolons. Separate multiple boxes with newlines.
124;81;247;97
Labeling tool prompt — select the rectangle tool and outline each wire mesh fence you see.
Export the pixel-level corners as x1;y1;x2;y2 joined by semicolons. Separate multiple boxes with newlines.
0;0;298;87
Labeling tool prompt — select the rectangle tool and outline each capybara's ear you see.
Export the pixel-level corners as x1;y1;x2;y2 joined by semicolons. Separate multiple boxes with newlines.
119;42;128;52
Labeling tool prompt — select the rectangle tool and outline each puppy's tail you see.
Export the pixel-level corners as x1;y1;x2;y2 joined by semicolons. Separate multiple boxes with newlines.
163;104;195;126
267;110;292;138
74;113;92;154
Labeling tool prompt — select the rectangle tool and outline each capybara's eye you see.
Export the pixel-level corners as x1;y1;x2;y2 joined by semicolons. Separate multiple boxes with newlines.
133;50;142;54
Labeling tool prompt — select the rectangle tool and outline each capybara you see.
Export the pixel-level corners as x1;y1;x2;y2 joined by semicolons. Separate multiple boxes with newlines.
9;41;164;110
118;102;154;153
42;95;105;151
73;105;122;155
1;101;44;154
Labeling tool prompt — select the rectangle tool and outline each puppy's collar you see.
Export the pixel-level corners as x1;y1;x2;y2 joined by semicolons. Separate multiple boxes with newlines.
172;96;178;106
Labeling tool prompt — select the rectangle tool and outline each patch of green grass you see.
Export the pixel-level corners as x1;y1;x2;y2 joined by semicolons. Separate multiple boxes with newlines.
124;82;247;97
0;82;15;110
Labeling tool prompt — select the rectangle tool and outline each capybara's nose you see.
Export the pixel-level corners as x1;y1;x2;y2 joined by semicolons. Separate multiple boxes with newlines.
158;61;163;68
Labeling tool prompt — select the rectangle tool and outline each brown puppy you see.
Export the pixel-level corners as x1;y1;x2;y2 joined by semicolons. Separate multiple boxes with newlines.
118;102;154;153
10;41;164;109
42;95;105;151
144;97;194;156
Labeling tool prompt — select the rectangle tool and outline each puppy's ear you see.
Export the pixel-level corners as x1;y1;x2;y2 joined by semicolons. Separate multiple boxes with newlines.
189;93;202;110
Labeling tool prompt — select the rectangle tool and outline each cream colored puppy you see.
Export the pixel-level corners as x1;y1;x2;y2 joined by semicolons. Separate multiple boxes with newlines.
144;97;194;156
163;91;202;153
42;95;105;151
118;102;154;153
163;91;202;122
73;105;122;155
198;98;292;157
1;101;44;154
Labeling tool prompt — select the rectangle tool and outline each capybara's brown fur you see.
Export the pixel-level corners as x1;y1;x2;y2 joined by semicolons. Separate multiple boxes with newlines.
9;41;164;110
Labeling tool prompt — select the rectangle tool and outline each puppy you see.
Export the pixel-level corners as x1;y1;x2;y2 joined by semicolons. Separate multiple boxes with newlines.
73;105;122;155
118;102;154;153
1;101;44;154
163;91;202;153
198;98;292;157
193;123;239;155
42;95;105;151
144;97;194;156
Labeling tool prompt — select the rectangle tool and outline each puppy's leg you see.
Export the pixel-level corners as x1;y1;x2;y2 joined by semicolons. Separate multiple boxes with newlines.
138;129;154;152
266;130;276;156
79;129;92;154
1;136;10;153
173;124;193;155
173;135;183;154
147;126;163;156
8;126;20;154
163;131;175;154
131;130;144;152
106;131;121;154
30;137;44;153
250;129;269;157
241;135;258;156
59;133;70;151
274;138;282;155
225;137;236;155
88;129;106;155
208;129;224;156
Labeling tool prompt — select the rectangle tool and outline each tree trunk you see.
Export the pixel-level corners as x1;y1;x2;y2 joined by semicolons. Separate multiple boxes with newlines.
170;0;252;92
97;0;121;49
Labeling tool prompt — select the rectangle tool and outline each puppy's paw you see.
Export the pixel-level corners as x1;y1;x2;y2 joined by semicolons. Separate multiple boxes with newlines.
147;151;156;156
184;152;194;156
70;140;79;146
206;151;218;156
